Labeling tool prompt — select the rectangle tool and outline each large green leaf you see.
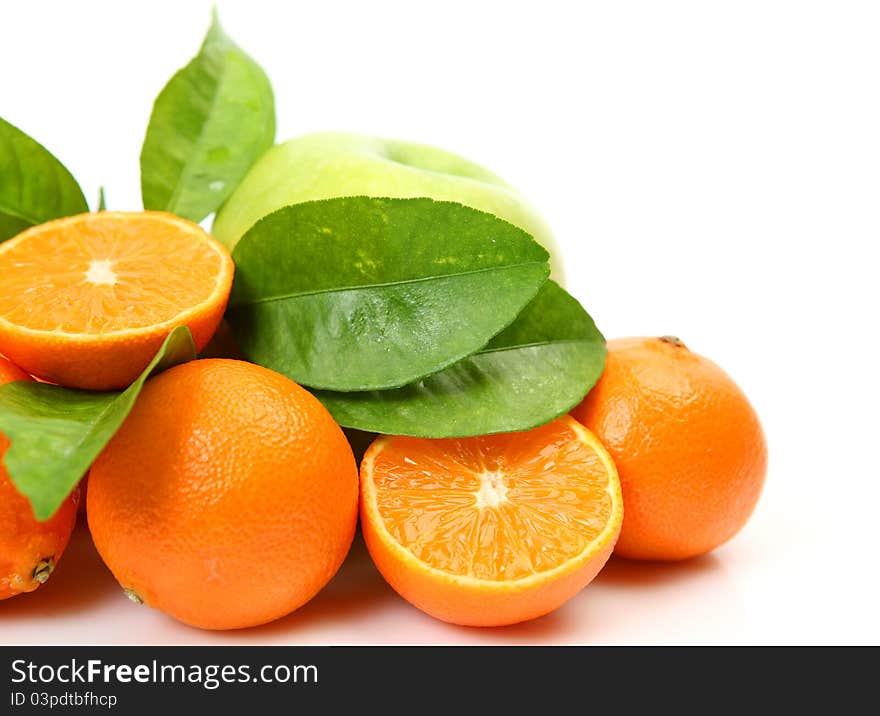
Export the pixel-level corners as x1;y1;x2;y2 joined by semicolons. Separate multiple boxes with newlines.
0;327;196;521
227;197;550;391
0;116;88;242
313;282;606;437
140;10;275;222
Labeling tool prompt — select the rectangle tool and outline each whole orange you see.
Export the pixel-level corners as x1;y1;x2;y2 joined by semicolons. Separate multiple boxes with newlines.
0;357;79;600
571;336;767;561
87;359;359;630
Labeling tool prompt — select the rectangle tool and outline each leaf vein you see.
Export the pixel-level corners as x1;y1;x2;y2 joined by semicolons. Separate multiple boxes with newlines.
231;261;549;306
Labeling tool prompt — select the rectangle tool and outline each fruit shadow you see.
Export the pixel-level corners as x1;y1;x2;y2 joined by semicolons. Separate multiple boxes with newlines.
226;533;581;643
0;518;120;621
448;553;728;643
230;549;728;643
448;604;582;643
595;553;726;588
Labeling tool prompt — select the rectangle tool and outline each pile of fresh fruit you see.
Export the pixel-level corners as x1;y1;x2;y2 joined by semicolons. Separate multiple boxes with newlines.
0;14;766;629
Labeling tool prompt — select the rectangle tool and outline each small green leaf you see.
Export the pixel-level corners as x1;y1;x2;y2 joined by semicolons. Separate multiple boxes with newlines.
140;10;275;222
227;197;550;391
0;116;88;242
313;282;606;437
96;186;107;211
0;327;196;521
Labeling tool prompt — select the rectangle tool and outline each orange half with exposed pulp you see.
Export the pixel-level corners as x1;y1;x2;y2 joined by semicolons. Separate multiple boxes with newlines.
0;211;234;390
360;415;623;627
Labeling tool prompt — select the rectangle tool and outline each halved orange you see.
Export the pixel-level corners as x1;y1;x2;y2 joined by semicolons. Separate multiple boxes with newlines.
360;415;623;627
0;211;234;390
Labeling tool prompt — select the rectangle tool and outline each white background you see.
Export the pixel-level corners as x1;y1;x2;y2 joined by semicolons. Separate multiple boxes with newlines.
1;0;878;645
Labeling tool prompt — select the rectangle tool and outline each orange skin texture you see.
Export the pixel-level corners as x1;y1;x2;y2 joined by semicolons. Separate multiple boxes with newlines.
0;357;79;600
571;337;768;561
0;212;234;390
360;418;623;627
2;315;226;391
87;359;359;630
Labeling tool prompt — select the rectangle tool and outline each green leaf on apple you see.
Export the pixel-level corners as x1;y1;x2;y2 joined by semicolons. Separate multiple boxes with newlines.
226;196;550;392
0;327;196;521
0;116;89;243
140;9;275;223
211;131;566;281
313;281;605;437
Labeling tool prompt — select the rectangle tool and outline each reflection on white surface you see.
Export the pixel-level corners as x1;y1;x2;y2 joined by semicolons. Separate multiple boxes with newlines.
0;520;750;646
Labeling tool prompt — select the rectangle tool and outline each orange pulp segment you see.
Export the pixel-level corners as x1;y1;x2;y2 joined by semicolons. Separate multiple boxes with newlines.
0;212;233;389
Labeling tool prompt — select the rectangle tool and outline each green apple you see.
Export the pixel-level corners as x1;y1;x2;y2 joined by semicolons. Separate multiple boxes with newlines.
212;131;564;280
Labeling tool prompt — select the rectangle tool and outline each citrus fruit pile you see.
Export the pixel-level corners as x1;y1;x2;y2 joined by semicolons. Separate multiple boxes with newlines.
0;14;767;632
0;210;765;627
